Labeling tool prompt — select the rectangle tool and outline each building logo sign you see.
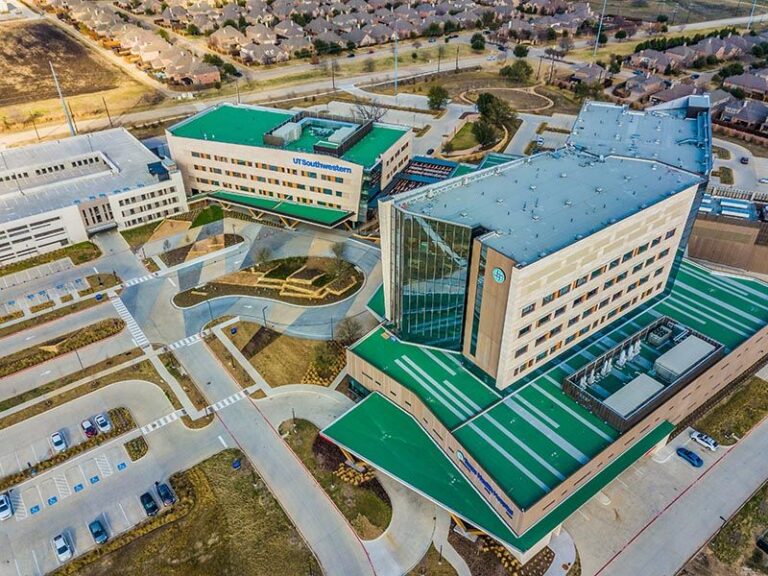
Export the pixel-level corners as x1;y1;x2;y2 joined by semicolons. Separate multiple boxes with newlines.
492;267;506;284
293;157;353;174
456;450;515;518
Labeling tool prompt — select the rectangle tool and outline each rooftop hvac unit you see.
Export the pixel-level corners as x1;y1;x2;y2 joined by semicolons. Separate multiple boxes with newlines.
272;122;301;144
328;126;356;144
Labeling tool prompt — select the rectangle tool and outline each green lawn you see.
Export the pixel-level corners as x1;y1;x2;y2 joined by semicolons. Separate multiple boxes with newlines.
449;123;478;151
120;221;162;250
695;377;768;445
0;241;101;278
191;204;223;228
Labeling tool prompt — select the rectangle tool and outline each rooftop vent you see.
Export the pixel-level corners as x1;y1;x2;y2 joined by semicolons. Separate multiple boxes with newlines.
560;173;567;178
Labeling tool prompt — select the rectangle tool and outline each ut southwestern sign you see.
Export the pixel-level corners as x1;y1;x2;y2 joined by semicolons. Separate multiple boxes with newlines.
456;450;515;518
293;157;353;174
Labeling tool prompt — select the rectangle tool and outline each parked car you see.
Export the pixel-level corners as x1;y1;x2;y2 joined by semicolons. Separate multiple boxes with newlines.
759;177;768;184
347;52;355;58
52;534;73;563
426;148;435;155
676;446;703;468
81;418;98;438
741;156;750;165
690;430;719;451
94;413;111;434
156;482;177;506
50;431;67;453
140;492;159;517
0;493;13;520
89;519;109;545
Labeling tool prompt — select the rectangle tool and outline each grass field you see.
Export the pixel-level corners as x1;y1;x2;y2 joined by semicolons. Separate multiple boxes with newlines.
120;221;162;251
280;419;392;540
0;22;154;132
0;241;100;278
448;122;479;150
695;377;768;445
77;449;320;576
586;0;767;24
228;322;345;387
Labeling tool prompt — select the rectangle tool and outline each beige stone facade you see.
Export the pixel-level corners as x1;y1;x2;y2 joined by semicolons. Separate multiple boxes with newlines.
167;131;411;223
464;184;699;388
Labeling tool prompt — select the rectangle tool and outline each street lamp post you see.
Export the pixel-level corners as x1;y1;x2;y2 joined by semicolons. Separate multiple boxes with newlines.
261;305;268;327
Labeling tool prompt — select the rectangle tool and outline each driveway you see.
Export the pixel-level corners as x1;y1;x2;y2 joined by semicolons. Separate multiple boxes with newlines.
566;422;768;576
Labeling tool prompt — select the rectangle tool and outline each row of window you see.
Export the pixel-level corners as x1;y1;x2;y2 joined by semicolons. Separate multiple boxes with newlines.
117;186;177;207
194;165;346;197
513;282;664;377
124;205;183;228
521;229;676;318
190;153;347;184
1;156;103;184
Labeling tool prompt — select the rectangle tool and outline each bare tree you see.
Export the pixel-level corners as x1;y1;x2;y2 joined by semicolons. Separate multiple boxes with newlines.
353;97;386;122
336;316;363;345
363;58;375;73
255;246;272;265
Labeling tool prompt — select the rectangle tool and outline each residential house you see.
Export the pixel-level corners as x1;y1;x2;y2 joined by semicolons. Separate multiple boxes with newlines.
240;42;289;64
724;70;768;100
245;23;277;44
720;99;768;133
208;25;246;55
629;49;676;73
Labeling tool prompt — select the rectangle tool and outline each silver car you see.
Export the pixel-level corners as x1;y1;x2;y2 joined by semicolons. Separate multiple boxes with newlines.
0;493;13;520
50;431;67;453
690;430;719;452
52;534;72;563
94;413;111;434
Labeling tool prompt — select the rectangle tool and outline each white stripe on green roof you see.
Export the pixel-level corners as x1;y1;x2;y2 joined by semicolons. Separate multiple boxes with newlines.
530;383;614;443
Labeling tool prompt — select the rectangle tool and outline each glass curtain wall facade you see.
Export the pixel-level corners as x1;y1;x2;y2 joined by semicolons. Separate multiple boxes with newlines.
390;207;473;350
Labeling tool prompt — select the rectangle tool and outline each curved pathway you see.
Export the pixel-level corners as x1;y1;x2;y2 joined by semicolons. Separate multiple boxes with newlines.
259;385;439;576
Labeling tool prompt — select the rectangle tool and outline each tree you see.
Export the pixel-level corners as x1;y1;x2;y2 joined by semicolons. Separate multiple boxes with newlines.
472;119;497;148
656;14;668;23
558;35;574;54
353;97;385;122
221;62;238;76
336;317;363;345
186;23;200;35
614;29;627;40
470;32;485;51
203;53;224;67
546;27;557;41
157;29;170;41
427;85;449;110
313;342;338;379
597;32;608;45
476;93;516;126
513;44;529;58
426;22;442;37
500;60;533;83
363;58;375;72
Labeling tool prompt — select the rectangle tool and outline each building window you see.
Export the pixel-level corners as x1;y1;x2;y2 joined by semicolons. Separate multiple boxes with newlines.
522;303;536;316
469;245;488;356
515;345;528;358
558;285;571;297
554;305;566;318
518;325;531;337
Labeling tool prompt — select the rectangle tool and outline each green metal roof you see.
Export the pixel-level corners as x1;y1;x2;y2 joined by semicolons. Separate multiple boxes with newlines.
323;392;674;552
210;191;352;227
337;259;768;532
170;104;408;169
349;327;501;429
342;126;408;169
169;105;292;147
367;283;385;319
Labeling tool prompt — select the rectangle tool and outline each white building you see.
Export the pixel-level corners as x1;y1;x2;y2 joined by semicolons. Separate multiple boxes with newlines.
0;128;187;265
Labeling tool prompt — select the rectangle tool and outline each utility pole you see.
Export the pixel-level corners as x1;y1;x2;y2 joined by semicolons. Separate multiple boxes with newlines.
102;96;113;128
437;50;441;74
331;60;336;90
393;33;399;96
748;0;758;30
455;45;459;72
235;79;241;104
50;61;76;136
592;0;608;61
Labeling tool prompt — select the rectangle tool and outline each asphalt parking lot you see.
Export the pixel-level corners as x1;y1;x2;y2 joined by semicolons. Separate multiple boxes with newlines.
0;412;107;478
0;439;163;576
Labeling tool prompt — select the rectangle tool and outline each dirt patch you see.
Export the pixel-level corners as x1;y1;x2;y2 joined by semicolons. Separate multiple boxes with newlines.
0;21;122;108
464;88;551;111
148;220;192;244
159;234;242;267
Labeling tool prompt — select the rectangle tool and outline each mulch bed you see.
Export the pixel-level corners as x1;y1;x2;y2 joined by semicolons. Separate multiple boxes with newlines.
448;529;555;576
240;326;280;359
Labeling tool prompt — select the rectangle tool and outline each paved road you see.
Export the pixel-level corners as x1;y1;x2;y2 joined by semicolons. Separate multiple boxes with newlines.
711;137;768;191
174;343;377;576
567;420;768;576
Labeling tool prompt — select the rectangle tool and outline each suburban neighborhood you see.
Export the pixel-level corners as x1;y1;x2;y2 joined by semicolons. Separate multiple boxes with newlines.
3;1;768;576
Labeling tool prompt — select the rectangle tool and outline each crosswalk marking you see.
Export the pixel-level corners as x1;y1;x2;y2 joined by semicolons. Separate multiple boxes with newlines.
122;274;156;287
110;295;151;350
140;409;187;435
167;333;203;351
140;391;250;435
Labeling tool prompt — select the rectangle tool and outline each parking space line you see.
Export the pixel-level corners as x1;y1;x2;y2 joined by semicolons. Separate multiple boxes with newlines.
31;550;40;576
118;502;129;527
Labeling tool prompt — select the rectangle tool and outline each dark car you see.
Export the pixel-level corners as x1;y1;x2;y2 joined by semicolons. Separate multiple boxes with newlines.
347;52;355;58
89;519;108;545
156;482;176;506
741;156;750;165
676;447;703;468
426;148;435;155
140;492;159;517
81;418;98;439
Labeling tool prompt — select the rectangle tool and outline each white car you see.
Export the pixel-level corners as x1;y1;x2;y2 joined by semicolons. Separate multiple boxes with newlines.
50;432;67;453
0;493;13;520
759;178;768;184
52;534;72;563
690;430;719;452
94;413;111;434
